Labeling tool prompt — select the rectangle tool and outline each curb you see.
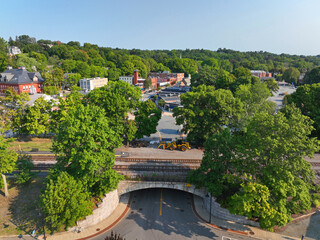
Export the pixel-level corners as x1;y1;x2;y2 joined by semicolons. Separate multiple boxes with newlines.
76;193;132;240
190;194;249;236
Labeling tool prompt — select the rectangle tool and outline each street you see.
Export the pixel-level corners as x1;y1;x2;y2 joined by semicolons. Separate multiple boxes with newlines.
91;189;257;240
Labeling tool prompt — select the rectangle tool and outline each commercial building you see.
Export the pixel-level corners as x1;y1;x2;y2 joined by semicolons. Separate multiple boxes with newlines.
119;70;149;90
149;71;184;87
0;66;44;94
79;77;108;92
250;70;272;78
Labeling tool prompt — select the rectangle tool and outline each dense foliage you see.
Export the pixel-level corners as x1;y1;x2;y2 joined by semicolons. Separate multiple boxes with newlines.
2;35;320;91
41;171;93;231
188;106;319;230
286;83;320;139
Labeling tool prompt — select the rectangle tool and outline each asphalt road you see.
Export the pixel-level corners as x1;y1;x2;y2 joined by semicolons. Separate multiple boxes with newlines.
91;189;257;240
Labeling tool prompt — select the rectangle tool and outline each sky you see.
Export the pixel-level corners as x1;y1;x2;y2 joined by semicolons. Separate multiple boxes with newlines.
1;0;320;55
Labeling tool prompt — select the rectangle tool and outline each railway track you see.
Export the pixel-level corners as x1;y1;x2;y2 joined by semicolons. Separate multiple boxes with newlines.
27;153;320;170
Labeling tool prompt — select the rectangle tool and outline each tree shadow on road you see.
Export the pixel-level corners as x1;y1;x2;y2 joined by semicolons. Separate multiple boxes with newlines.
125;188;218;239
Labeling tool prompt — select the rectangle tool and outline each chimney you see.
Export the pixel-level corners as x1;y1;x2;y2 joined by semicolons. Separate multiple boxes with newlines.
133;69;139;85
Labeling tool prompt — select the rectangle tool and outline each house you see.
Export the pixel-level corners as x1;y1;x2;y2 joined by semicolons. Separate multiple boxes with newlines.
8;46;21;56
0;66;44;94
79;77;108;92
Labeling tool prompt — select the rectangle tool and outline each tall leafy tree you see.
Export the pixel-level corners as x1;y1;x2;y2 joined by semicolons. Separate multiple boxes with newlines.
286;83;320;138
40;172;93;231
173;85;244;146
52;104;123;196
0;135;18;197
84;81;142;143
282;67;300;85
303;66;320;84
189;106;319;230
13;97;56;136
0;88;30;130
134;100;162;139
264;78;279;94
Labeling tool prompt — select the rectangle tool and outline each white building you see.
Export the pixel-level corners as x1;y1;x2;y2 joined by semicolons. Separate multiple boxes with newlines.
8;46;21;56
119;76;133;85
79;77;108;92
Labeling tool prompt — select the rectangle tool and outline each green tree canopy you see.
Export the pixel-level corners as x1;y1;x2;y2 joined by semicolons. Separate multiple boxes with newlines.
84;81;142;142
0;135;18;196
286;83;320;138
304;66;320;84
40;171;93;231
134;100;162;139
189;106;319;230
52;104;123;196
13;97;56;136
282;67;300;85
173;85;244;146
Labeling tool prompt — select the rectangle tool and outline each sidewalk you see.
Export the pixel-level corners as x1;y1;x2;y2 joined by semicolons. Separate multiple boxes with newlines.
41;194;130;240
192;195;304;240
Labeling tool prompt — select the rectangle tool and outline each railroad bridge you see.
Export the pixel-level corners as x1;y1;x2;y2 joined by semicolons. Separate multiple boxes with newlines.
28;150;320;229
29;151;203;182
29;150;320;183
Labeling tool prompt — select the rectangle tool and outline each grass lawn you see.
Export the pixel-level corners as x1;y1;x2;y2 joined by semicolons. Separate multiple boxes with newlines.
8;137;52;152
0;178;46;236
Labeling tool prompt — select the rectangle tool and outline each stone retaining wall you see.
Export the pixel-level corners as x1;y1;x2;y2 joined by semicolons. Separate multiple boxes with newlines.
69;181;259;230
203;195;260;227
73;189;120;229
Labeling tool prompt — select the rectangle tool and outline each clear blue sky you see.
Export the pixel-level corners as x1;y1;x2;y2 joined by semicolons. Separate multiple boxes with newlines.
1;0;320;55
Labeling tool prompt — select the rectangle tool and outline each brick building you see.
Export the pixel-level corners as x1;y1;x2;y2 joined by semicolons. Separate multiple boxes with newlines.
0;66;44;94
250;70;272;78
149;71;184;87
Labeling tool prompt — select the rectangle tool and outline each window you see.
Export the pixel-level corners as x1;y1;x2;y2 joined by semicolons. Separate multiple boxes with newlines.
23;86;25;90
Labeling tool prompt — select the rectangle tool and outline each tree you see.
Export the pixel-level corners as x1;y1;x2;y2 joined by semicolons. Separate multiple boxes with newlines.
173;85;244;146
0;135;18;197
286;83;320;138
66;73;81;87
84;81;142;143
15;53;39;72
282;67;300;85
304;66;320;84
40;171;93;231
166;58;198;75
0;88;30;130
264;78;279;94
232;67;252;78
14;154;35;185
0;37;9;72
43;86;59;95
215;70;235;89
189;106;319;230
134;100;162;139
234;81;274;117
52;104;123;196
191;65;218;87
158;99;165;108
228;180;281;231
14;97;56;136
143;78;152;90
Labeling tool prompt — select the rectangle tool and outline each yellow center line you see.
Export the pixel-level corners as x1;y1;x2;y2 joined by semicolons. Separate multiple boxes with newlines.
160;188;163;216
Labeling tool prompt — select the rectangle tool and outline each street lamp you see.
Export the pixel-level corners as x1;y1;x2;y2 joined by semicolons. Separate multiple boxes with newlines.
206;193;212;224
